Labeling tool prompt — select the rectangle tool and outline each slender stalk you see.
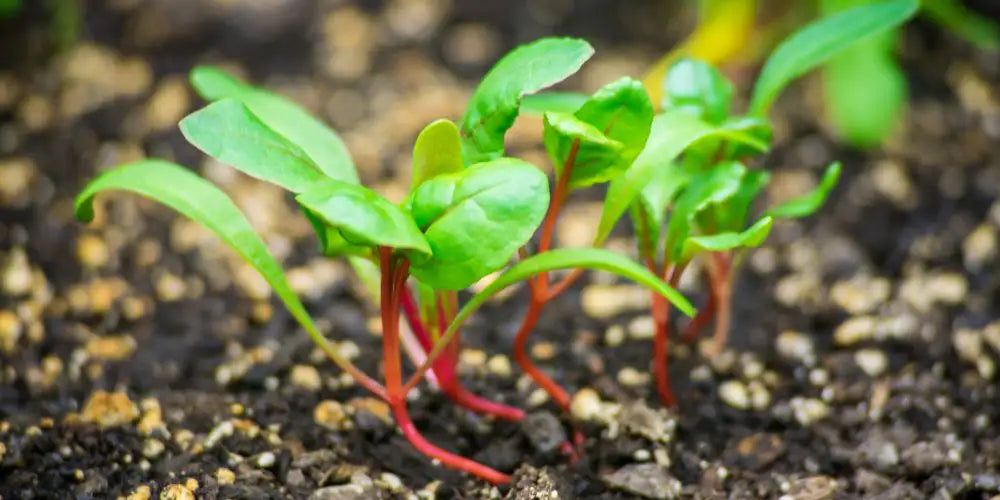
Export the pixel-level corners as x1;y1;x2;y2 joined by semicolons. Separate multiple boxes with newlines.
513;300;571;409
379;248;510;484
651;264;685;408
707;252;732;357
679;268;718;344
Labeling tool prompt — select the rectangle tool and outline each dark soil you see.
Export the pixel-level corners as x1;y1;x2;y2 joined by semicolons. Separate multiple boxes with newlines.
2;1;999;499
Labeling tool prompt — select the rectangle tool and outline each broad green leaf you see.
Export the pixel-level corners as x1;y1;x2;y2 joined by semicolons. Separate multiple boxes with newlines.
665;162;747;262
74;160;366;381
718;115;774;159
460;38;594;165
923;0;1000;50
409;158;550;290
411;119;463;192
748;0;919;115
715;169;770;231
179;99;324;193
596;110;768;245
406;175;457;231
414;247;696;381
661;58;734;124
189;66;358;183
575;77;654;165
542;112;625;189
295;180;431;257
681;216;773;261
300;206;372;257
768;162;842;219
520;92;589;114
0;0;19;19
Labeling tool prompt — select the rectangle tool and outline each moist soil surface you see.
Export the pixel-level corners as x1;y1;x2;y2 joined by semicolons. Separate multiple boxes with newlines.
2;1;1000;499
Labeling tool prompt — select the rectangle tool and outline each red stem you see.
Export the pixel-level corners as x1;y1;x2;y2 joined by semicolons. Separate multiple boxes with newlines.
679;270;718;345
392;403;510;484
513;299;571;410
708;253;732;357
652;264;685;408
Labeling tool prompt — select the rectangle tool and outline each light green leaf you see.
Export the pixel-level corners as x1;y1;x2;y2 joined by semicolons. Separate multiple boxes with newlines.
631;160;697;258
661;58;734;124
179;99;324;193
768;162;842;219
542;112;625;189
414;247;696;381
715;169;771;232
748;0;919;115
411;119;464;192
923;0;1000;50
74;160;364;380
189;66;358;183
681;216;773;261
665;162;747;262
520;91;589;114
460;37;594;165
575;77;654;165
824;35;905;148
296;180;431;257
409;158;550;290
596;110;768;245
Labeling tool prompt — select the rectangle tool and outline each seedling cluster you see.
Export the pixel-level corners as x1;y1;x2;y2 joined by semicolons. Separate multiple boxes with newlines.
76;0;917;484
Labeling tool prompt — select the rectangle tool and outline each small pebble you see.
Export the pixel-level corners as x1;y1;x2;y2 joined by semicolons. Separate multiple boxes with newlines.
855;349;888;377
155;272;186;302
718;380;750;410
125;485;151;500
791;397;829;426
289;364;322;392
531;342;558;360
953;329;983;362
159;483;195;500
215;467;236;485
830;275;891;314
0;310;22;354
776;331;815;365
605;325;626;347
527;388;549;408
255;452;276;469
142;438;164;459
76;234;110;269
81;390;138;428
617;367;650;387
486;354;511;377
2;248;32;296
834;316;876;346
314;400;350;430
963;223;997;271
602;463;681;499
581;284;648;319
627;316;655;340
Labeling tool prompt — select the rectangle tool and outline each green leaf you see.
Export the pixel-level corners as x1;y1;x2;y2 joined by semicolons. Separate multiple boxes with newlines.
768;162;842;219
409;158;550;290
631;160;697;258
542;112;625;189
681;216;773;261
715;169;770;232
575;77;654;165
179;99;324;193
520;91;589;114
416;247;696;378
460;37;594;165
824;35;905;148
411;119;464;192
923;0;1000;50
295;180;431;257
665;162;747;262
661;58;734;124
596;110;768;245
189;66;358;183
74;160;363;378
748;0;919;115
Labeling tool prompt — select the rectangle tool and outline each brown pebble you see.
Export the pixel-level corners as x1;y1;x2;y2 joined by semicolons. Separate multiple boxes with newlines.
347;397;391;425
314;400;350;430
80;390;138;428
76;234;110;269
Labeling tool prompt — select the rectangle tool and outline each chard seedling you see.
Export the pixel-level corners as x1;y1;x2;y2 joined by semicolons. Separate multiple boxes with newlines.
521;0;915;408
75;38;692;484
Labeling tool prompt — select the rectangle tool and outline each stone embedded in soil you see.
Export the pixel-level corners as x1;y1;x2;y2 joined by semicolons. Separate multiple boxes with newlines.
522;412;566;454
781;475;838;500
790;397;829;427
126;485;151;500
80;390;139;428
2;247;33;297
159;483;196;500
854;349;888;377
486;354;512;377
963;223;998;271
216;467;236;485
617;367;651;387
732;433;786;471
85;334;137;361
834;316;876;346
830;275;891;314
718;380;751;410
570;388;620;424
901;440;957;474
602;463;682;500
776;330;815;365
289;364;322;392
856;432;899;472
309;483;372;500
314;400;350;430
953;329;983;362
347;397;392;426
0;157;37;208
0;309;22;354
76;234;110;269
581;284;649;319
619;400;675;444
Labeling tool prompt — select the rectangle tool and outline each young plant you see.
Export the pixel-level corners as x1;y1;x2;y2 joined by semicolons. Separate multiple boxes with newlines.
75;38;692;484
521;0;916;408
